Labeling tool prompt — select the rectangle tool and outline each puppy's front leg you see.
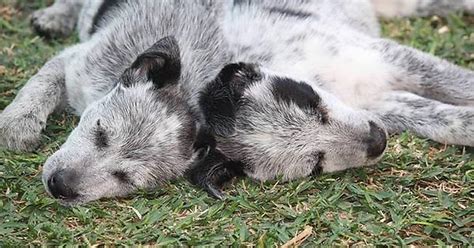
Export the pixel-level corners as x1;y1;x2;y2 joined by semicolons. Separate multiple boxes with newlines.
372;39;474;106
370;91;474;147
31;0;83;38
0;48;77;151
186;127;245;199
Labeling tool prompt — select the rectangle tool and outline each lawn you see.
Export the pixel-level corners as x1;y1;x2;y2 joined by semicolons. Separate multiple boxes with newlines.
0;0;473;246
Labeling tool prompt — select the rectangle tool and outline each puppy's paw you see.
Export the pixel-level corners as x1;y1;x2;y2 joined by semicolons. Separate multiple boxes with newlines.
0;112;44;152
30;5;76;38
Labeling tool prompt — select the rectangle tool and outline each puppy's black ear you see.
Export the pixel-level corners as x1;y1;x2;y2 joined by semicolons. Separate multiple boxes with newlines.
185;126;244;199
198;62;261;136
122;36;181;88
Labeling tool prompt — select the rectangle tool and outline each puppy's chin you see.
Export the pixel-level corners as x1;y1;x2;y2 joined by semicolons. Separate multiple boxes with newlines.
57;195;116;207
57;197;87;207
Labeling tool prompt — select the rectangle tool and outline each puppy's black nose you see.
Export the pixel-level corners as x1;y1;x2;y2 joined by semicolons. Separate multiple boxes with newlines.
47;170;78;200
366;121;387;159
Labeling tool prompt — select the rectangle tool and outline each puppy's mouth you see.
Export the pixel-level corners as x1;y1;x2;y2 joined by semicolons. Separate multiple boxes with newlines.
44;187;85;207
56;195;86;207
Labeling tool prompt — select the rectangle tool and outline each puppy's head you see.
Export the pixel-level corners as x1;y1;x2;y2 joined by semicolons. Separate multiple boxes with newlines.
42;36;198;206
199;63;387;181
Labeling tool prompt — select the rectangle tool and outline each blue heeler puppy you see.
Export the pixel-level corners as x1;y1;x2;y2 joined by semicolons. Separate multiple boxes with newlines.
1;0;473;204
189;0;474;198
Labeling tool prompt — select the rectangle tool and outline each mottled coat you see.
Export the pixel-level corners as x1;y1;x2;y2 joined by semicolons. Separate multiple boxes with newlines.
1;0;472;204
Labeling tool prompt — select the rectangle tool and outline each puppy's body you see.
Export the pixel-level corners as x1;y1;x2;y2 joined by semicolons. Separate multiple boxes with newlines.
1;0;473;204
204;1;473;183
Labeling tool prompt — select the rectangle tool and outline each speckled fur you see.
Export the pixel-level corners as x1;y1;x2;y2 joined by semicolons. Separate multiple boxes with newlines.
0;0;472;205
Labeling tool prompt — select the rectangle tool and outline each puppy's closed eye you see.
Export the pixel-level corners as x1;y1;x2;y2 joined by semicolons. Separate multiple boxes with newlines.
112;170;129;183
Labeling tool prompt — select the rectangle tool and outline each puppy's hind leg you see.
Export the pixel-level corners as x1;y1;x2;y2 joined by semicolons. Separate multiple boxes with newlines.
371;0;474;17
31;0;83;38
0;46;78;151
370;91;474;147
371;39;474;106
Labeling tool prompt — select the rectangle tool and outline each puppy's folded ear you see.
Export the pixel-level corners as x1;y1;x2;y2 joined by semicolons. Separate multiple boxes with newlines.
185;126;244;199
121;36;181;88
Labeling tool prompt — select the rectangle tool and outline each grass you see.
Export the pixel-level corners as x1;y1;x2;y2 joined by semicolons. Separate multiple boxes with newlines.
0;0;473;246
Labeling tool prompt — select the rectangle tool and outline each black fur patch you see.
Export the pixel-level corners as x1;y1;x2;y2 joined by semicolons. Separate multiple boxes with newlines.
90;0;126;34
267;7;312;19
122;36;181;89
365;121;387;159
272;77;327;123
199;63;261;136
193;125;217;153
